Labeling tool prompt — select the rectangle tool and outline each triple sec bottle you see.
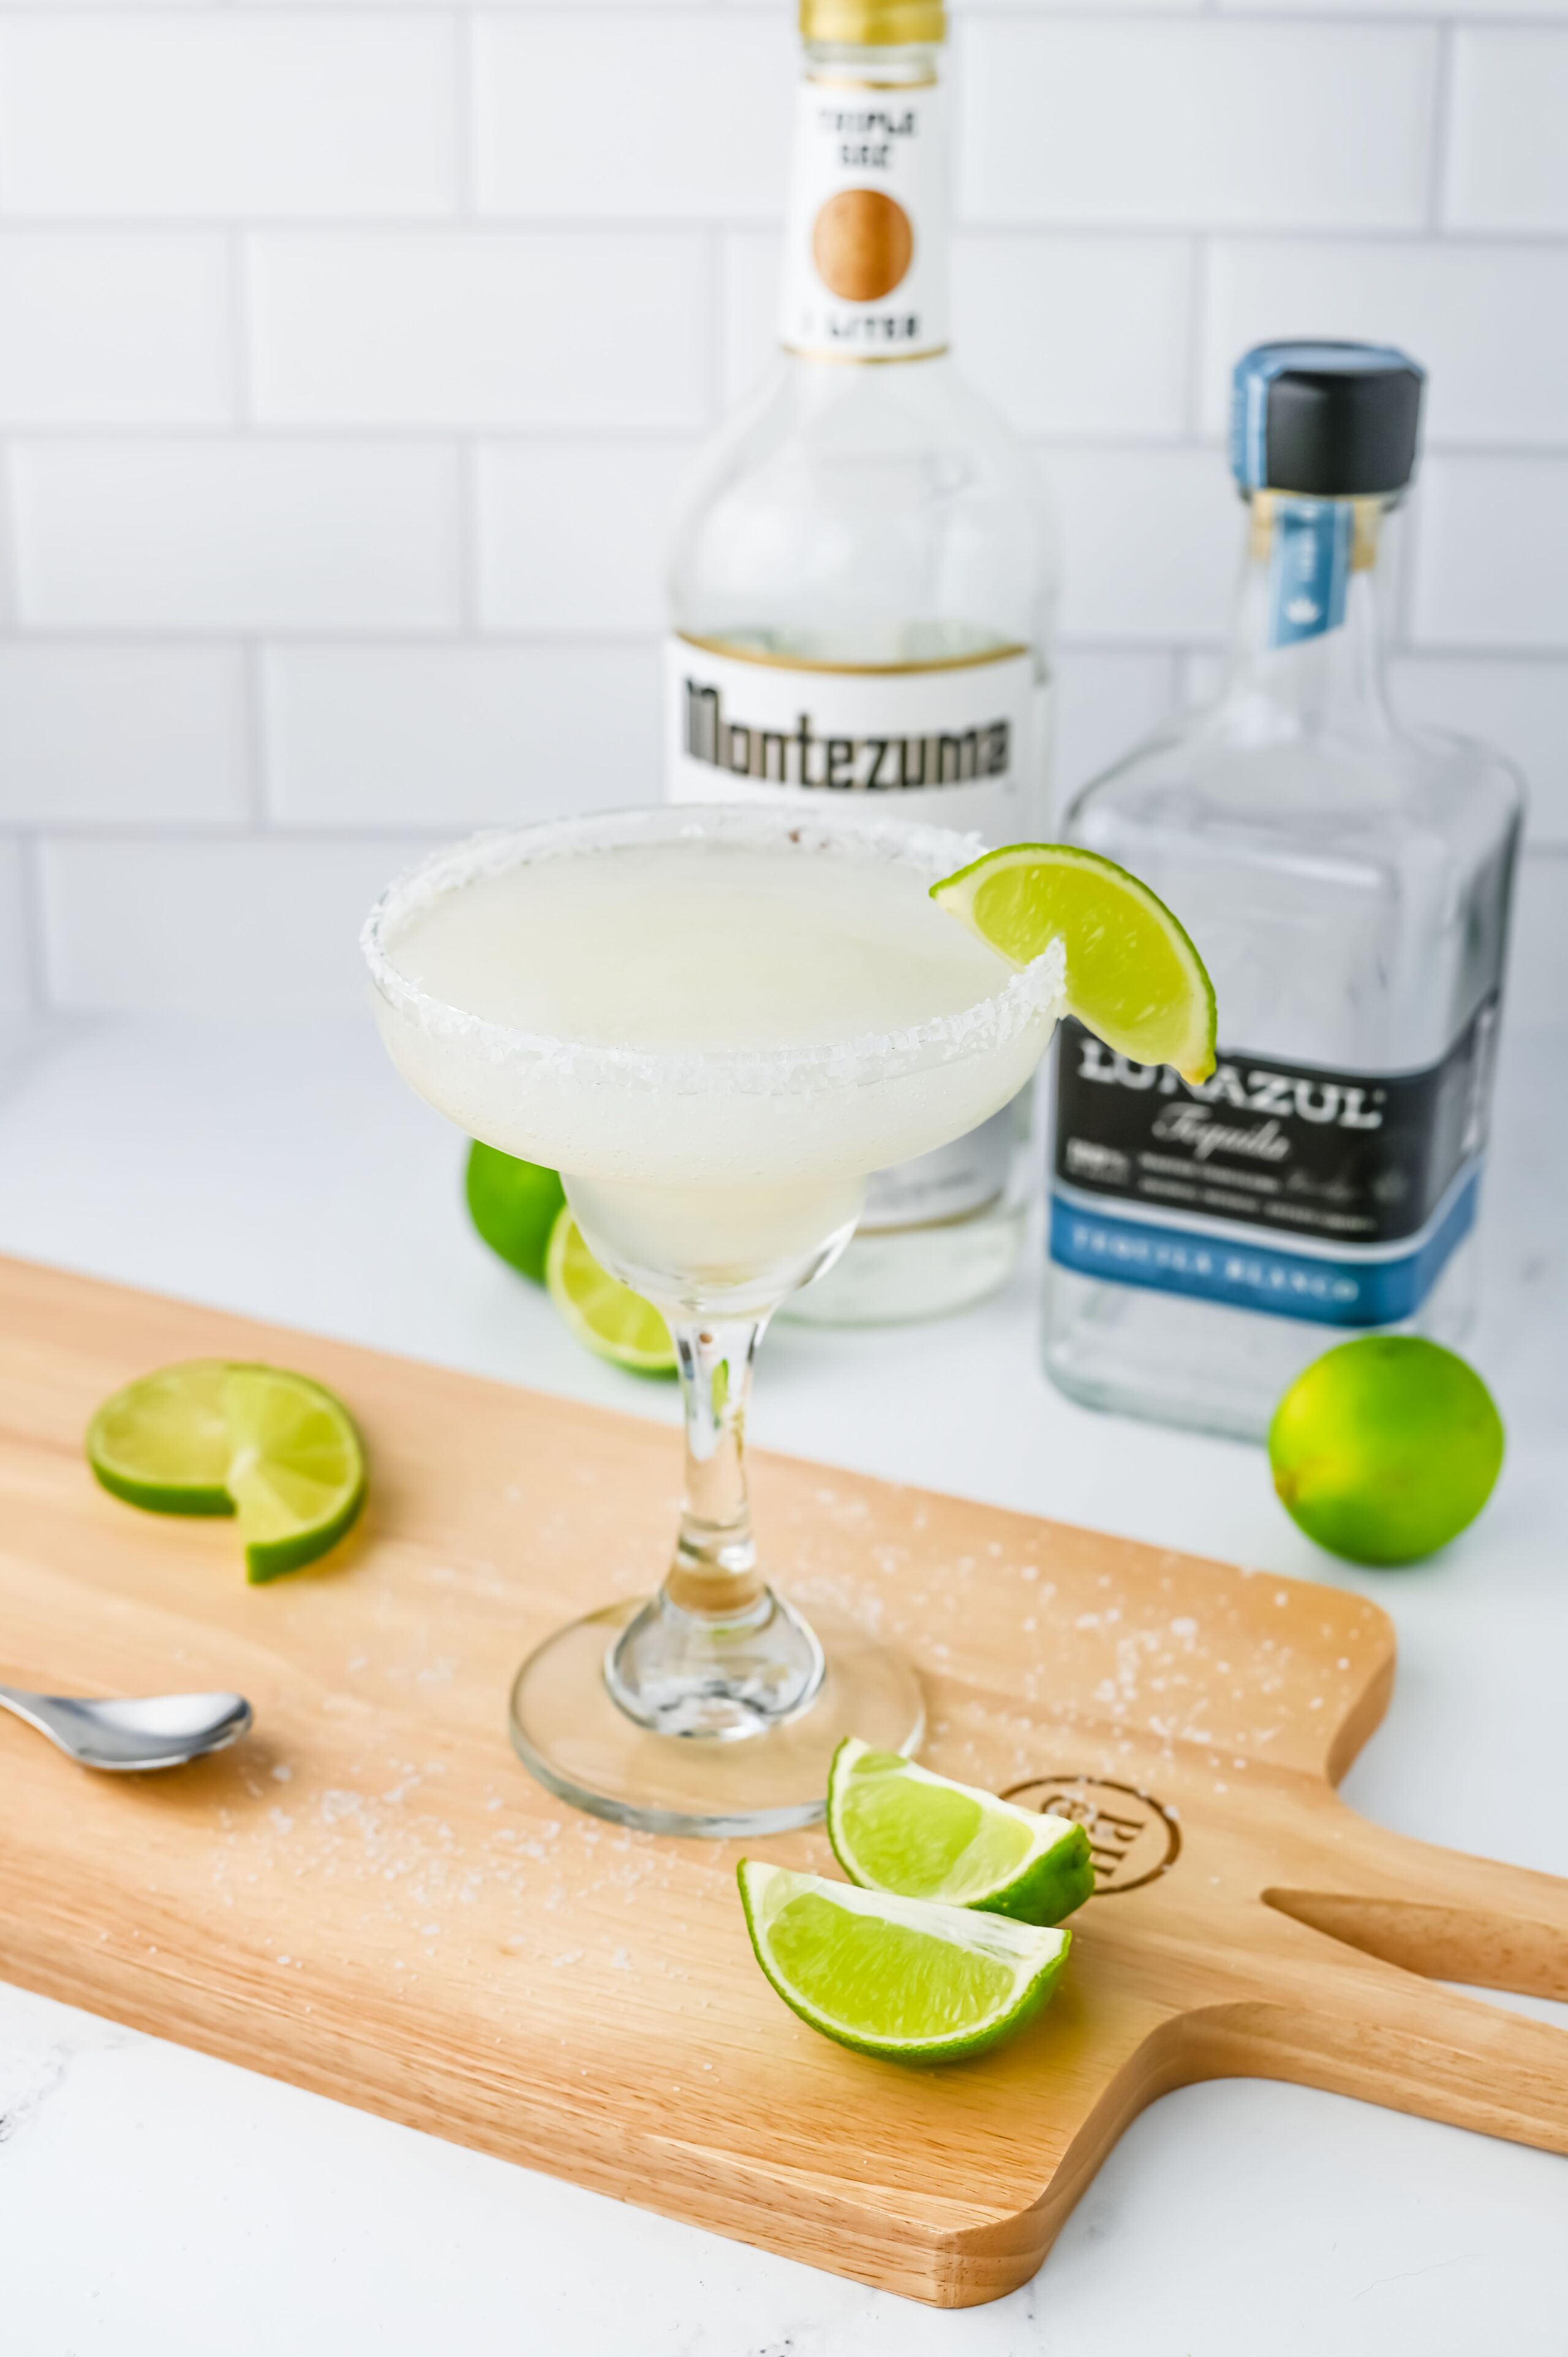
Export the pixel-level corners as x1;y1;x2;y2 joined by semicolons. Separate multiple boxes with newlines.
1044;343;1523;1441
664;0;1058;1325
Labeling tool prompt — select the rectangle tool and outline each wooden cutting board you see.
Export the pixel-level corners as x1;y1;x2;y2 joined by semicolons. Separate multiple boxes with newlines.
1;1254;1564;2308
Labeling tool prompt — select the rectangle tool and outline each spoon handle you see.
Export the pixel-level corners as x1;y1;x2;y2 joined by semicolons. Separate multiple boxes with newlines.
0;1684;55;1735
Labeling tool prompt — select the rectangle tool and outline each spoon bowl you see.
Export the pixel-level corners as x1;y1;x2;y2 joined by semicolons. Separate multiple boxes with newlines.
0;1684;253;1770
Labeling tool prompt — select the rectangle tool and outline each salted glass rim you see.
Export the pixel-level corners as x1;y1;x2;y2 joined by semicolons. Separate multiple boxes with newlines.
360;805;1064;1096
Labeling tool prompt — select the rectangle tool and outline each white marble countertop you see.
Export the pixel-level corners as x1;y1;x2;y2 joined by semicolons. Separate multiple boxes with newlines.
1;1013;1564;2357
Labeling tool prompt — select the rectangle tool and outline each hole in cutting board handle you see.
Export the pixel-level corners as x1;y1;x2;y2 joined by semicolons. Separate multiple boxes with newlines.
1263;1888;1568;2005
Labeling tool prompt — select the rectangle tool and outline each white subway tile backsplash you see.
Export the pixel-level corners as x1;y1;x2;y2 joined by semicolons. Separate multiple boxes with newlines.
0;15;457;221
1446;30;1568;234
0;0;1559;1030
1391;658;1568;846
40;835;437;1016
956;238;1193;437
0;235;233;427
473;13;793;221
0;646;249;826
1050;651;1182;815
1203;243;1568;450
264;645;660;828
1227;0;1561;15
1409;458;1568;654
717;234;1188;438
248;233;708;431
475;442;694;634
0;840;32;1016
957;20;1437;230
1048;447;1240;645
12;443;463;632
722;232;783;409
722;232;1195;436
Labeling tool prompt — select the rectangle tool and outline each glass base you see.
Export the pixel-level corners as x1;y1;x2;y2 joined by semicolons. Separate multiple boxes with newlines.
508;1596;925;1837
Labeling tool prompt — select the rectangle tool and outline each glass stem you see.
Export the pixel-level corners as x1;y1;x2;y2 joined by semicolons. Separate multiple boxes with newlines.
603;1310;823;1738
665;1319;766;1621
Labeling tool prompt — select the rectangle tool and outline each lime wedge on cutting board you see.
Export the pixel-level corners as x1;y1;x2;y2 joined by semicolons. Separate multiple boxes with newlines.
737;1860;1071;2065
87;1360;366;1582
932;842;1216;1084
827;1738;1095;1925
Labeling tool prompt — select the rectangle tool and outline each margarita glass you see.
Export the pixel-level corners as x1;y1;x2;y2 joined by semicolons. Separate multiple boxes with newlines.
363;807;1064;1835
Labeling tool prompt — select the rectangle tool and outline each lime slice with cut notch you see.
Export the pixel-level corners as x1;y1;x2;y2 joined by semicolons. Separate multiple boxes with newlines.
545;1209;677;1378
932;842;1217;1084
86;1358;236;1517
219;1367;366;1582
737;1860;1071;2065
827;1737;1095;1926
86;1360;366;1582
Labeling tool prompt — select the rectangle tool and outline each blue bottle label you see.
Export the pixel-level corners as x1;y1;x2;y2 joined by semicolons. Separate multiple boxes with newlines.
1267;499;1351;649
1049;998;1500;1328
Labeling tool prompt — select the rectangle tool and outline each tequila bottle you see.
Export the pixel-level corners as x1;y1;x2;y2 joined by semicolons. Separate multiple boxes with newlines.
664;0;1058;1325
1044;343;1523;1442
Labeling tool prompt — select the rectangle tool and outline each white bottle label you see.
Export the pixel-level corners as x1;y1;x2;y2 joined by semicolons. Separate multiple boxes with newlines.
778;78;948;362
665;636;1041;851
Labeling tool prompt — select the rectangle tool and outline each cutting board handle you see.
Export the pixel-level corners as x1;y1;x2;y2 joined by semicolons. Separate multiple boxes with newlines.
1186;1977;1568;2160
1267;1812;1568;2002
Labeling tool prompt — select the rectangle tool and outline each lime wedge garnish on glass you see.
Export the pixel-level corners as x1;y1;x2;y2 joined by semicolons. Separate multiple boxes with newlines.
86;1360;366;1582
545;1209;677;1378
827;1737;1095;1926
738;1860;1071;2065
931;843;1216;1084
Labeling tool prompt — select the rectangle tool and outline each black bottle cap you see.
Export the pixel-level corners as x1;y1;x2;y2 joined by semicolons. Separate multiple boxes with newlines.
1231;342;1425;498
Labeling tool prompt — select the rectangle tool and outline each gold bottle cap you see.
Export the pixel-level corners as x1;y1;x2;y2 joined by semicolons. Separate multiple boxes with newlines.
801;0;946;44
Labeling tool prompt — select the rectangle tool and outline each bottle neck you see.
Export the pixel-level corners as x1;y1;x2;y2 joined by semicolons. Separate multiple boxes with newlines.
1216;492;1397;745
777;40;949;364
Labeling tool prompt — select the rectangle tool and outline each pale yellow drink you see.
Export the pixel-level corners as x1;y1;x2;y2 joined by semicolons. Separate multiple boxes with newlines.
368;812;1062;1312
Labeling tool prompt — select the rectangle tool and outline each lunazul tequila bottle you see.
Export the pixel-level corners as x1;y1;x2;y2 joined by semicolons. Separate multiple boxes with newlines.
663;0;1058;1325
1044;342;1523;1441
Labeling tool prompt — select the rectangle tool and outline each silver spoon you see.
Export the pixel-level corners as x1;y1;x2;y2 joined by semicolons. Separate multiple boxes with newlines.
0;1684;252;1771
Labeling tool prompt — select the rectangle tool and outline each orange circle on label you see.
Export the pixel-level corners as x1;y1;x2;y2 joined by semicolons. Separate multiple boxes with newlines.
812;189;914;304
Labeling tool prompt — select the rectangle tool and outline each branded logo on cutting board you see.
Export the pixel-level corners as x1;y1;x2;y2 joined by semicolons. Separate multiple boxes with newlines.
1003;1774;1181;1895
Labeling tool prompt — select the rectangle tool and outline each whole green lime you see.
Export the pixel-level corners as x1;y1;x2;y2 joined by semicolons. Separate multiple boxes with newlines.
1268;1337;1504;1567
464;1142;566;1284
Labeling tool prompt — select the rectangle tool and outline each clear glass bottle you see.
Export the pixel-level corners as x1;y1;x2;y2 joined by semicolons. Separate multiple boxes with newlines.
664;0;1058;1326
1043;343;1524;1442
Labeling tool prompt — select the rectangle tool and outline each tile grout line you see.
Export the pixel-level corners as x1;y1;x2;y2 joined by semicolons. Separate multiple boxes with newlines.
1425;18;1458;235
241;642;271;830
227;229;254;429
457;438;482;634
1183;232;1208;442
18;834;51;1017
454;7;478;222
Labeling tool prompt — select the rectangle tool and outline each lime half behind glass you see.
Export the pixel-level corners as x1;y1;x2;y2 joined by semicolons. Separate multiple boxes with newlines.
738;1860;1071;2065
827;1738;1094;1925
466;1141;566;1284
87;1359;366;1582
545;1209;677;1378
931;842;1216;1084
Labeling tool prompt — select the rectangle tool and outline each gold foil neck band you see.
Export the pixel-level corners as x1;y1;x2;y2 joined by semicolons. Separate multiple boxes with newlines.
801;0;946;45
1248;490;1385;568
